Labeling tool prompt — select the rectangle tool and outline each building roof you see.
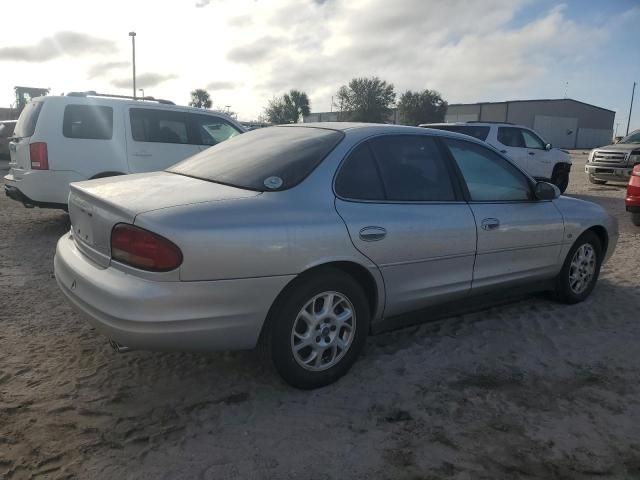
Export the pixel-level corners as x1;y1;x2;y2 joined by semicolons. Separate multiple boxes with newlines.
448;98;615;114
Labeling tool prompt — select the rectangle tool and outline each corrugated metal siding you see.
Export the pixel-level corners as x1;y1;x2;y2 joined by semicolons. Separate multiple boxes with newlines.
576;128;614;149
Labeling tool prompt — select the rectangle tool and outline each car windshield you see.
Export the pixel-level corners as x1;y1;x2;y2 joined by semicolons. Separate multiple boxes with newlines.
619;130;640;144
168;126;344;191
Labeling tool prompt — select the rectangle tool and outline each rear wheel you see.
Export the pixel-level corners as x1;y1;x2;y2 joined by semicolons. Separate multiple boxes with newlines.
632;213;640;227
555;231;602;304
588;175;607;185
267;269;370;389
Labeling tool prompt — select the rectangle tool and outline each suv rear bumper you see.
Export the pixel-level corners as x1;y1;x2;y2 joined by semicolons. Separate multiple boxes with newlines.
4;167;84;208
4;184;67;210
585;164;632;182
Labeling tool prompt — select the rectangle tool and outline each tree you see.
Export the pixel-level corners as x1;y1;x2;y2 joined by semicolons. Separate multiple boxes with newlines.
334;77;396;123
189;89;212;109
397;89;448;126
264;89;311;124
264;96;291;124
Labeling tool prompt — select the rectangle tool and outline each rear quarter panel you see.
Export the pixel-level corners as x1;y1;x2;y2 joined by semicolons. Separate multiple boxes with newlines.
553;196;618;263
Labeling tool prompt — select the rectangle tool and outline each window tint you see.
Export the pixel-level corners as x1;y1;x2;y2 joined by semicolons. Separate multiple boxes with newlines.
426;125;490;141
191;114;241;146
445;138;532;202
497;127;525;148
521;129;546;149
14;101;43;138
335;143;385;200
168;126;344;191
63;105;113;140
130;108;189;144
369;135;456;201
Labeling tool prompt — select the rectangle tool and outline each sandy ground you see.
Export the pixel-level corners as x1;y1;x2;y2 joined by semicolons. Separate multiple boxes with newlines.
1;153;640;479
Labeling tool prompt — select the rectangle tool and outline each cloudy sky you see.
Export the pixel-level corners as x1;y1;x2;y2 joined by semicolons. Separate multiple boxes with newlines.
0;0;638;131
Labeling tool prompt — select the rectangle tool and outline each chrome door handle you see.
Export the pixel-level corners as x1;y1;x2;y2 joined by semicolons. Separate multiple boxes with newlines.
133;152;152;157
481;218;500;231
359;226;386;241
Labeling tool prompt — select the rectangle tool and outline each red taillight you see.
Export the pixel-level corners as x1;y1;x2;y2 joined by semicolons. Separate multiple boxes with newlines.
633;164;640;177
110;224;182;272
30;142;48;170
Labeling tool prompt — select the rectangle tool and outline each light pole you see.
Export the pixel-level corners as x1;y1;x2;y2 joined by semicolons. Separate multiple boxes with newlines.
129;31;137;99
139;88;145;98
626;81;636;136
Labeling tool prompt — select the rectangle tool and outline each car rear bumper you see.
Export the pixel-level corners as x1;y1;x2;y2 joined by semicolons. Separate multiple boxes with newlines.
54;233;294;352
4;167;84;207
585;164;632;181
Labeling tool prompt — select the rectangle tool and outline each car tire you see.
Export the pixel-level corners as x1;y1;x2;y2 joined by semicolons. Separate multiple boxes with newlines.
588;175;607;185
551;170;569;193
267;268;370;389
554;231;602;304
632;213;640;227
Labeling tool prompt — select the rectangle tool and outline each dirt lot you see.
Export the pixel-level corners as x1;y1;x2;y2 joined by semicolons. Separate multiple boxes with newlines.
1;153;639;479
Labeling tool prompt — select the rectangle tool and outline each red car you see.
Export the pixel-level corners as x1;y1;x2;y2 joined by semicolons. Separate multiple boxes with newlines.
626;164;640;226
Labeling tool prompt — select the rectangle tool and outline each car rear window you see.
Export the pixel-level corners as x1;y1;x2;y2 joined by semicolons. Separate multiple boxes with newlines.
425;125;490;141
13;101;43;138
63;105;114;140
168;126;344;191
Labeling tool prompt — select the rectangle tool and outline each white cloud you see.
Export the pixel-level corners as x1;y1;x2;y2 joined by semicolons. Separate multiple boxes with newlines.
0;0;636;128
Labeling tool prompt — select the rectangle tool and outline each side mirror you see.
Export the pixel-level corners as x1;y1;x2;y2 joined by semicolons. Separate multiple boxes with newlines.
535;181;560;200
545;143;552;151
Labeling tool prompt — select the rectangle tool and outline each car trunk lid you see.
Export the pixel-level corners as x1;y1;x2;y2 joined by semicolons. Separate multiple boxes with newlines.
68;171;261;268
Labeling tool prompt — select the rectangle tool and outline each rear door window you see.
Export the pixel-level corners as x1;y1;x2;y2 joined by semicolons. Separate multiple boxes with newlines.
130;108;189;144
190;114;242;146
14;101;43;138
369;135;457;201
63;105;114;140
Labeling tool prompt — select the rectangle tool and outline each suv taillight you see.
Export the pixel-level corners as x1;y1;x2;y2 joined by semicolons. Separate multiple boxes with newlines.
111;223;183;272
30;142;48;170
633;164;640;177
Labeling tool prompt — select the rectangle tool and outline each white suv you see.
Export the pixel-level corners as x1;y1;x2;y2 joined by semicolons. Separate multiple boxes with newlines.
4;92;245;210
421;122;572;193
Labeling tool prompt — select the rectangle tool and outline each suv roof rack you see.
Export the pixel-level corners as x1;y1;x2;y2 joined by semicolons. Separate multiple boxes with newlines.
66;91;175;105
466;120;514;125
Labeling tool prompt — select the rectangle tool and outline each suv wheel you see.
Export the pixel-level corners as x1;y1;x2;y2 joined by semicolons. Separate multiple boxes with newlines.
267;269;370;389
555;231;602;304
551;170;569;193
588;175;607;185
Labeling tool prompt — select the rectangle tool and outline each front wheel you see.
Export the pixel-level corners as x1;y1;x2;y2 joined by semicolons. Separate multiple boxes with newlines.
632;213;640;227
267;269;370;389
555;232;602;304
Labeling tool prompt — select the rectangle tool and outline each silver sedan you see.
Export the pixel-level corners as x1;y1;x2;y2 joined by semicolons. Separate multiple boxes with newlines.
54;124;618;388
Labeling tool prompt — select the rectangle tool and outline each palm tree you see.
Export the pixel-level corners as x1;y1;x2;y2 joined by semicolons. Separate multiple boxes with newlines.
283;90;311;123
189;89;212;109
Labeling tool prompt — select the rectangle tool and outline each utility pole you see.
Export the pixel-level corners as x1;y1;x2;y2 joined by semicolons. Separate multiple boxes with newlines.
129;32;137;99
614;123;620;137
626;81;636;136
564;81;568;99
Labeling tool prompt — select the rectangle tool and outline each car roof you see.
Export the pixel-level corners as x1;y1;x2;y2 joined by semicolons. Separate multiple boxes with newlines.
283;122;492;146
29;94;240;123
419;122;525;128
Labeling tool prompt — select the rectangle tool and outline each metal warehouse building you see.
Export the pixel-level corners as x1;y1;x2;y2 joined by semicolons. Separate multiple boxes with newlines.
445;99;615;149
